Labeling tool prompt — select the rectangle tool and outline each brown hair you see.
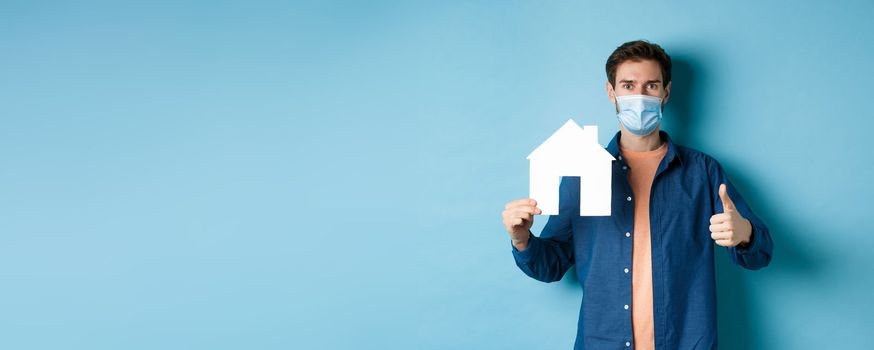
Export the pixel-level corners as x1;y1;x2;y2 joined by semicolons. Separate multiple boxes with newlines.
606;40;672;88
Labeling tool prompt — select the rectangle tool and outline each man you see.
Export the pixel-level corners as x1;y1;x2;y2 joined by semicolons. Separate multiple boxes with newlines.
501;40;773;350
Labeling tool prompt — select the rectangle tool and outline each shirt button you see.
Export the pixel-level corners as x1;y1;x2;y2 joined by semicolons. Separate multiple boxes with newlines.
624;304;629;310
618;155;623;160
626;196;632;202
624;268;629;273
625;232;631;237
622;165;628;170
626;341;631;347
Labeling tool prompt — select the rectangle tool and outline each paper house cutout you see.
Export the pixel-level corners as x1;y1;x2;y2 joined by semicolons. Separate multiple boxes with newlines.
527;119;615;216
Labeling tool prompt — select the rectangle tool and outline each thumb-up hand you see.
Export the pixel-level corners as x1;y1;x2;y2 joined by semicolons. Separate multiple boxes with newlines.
709;184;753;247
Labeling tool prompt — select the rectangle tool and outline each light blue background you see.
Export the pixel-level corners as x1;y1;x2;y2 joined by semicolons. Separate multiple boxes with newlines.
2;1;872;349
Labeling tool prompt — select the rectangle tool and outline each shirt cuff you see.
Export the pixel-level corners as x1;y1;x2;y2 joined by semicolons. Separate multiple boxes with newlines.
511;231;539;264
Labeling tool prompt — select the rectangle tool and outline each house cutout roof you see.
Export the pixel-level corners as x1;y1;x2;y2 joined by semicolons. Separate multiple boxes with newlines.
527;119;615;162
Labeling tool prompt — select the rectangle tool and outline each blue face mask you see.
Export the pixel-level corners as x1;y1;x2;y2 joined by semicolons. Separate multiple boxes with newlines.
615;94;663;136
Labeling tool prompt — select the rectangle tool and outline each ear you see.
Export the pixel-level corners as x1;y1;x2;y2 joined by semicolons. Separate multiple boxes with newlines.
662;81;671;104
606;80;616;103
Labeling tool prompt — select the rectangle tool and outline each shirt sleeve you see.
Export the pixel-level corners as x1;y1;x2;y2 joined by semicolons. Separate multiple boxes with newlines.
709;159;774;270
511;176;576;282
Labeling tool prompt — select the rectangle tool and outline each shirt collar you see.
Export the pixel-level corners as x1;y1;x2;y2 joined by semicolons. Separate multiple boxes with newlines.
606;130;684;167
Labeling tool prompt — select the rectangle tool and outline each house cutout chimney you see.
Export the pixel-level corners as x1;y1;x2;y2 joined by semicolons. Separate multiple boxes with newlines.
527;119;615;216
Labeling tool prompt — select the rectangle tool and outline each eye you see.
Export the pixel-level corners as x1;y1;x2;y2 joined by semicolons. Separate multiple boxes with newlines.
623;84;632;89
648;83;659;90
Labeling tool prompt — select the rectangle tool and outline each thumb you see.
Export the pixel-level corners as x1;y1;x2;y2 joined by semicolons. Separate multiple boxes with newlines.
719;183;735;211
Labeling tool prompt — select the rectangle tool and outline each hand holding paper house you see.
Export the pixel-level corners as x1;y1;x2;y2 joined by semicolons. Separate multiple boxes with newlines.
527;119;615;216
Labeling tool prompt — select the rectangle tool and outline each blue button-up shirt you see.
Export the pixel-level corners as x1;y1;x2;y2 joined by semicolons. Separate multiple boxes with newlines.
512;130;773;349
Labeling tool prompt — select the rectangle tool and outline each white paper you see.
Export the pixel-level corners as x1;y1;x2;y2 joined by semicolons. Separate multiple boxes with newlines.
527;119;615;216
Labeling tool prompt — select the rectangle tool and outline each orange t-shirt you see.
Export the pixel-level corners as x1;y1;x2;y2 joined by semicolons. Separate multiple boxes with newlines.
621;141;667;350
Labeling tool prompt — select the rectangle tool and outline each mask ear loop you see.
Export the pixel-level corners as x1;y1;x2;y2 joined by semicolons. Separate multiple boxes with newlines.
611;89;620;114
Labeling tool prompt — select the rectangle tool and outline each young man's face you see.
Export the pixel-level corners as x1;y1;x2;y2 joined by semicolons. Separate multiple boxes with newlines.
606;59;671;108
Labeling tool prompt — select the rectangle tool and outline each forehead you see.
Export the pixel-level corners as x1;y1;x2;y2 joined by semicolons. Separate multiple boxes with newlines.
615;59;663;82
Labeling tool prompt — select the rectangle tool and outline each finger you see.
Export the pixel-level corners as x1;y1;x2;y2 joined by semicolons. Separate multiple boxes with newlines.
505;198;538;210
501;210;513;222
513;209;534;220
719;184;736;211
713;239;732;247
709;223;731;233
502;210;512;225
709;213;729;225
509;210;534;223
503;209;530;221
512;206;540;215
710;231;732;240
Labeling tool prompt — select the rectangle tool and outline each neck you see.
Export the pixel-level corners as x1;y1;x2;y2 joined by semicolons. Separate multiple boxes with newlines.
619;127;663;152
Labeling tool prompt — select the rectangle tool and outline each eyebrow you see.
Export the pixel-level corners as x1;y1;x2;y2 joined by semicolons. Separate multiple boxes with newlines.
619;79;663;84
